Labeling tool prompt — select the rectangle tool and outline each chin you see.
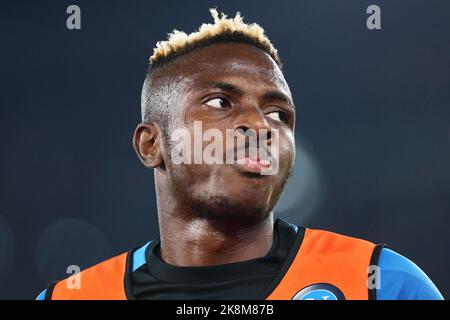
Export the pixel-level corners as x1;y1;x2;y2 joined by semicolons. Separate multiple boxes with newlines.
189;191;273;224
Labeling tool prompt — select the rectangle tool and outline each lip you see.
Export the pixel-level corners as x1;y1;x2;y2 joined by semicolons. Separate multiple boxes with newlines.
234;156;272;175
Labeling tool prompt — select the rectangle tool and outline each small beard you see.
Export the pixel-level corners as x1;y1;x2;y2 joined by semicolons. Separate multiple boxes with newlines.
175;162;294;227
188;192;274;226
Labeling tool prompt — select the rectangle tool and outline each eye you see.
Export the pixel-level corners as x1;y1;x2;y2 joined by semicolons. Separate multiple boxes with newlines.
266;110;288;124
204;97;231;109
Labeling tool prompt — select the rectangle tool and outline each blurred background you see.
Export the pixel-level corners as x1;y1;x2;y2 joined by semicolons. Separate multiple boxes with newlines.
0;0;449;299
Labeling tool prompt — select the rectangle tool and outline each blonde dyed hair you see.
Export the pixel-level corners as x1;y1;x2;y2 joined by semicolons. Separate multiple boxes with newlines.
149;8;282;67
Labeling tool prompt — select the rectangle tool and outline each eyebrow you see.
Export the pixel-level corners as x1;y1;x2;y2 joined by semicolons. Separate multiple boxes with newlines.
206;81;245;96
262;90;294;108
205;81;294;108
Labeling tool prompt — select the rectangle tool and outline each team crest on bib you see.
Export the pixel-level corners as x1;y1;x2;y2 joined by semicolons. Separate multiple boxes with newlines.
292;283;345;300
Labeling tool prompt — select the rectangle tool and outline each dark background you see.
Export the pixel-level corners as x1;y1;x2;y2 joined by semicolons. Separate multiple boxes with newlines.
1;0;449;299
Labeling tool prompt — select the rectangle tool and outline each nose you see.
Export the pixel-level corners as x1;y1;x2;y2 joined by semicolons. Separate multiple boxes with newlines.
233;105;273;144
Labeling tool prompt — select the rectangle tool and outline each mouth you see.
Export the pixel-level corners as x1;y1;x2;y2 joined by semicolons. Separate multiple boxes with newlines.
223;143;278;176
234;154;273;175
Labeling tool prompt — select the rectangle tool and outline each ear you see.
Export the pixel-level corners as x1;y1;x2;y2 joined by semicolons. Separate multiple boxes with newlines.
133;123;164;168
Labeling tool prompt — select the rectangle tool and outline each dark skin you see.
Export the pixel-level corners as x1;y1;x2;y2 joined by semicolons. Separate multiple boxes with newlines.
133;42;296;267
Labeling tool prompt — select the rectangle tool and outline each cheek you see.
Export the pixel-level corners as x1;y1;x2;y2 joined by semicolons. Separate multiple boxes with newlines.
169;163;209;186
167;153;220;196
277;131;296;169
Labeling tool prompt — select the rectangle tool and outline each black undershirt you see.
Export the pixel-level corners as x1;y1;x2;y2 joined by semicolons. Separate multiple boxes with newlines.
130;218;297;299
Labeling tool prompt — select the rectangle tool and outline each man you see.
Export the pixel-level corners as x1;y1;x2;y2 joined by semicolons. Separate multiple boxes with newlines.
37;8;443;300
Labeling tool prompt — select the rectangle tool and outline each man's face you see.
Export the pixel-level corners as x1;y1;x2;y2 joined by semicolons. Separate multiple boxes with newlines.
159;42;296;223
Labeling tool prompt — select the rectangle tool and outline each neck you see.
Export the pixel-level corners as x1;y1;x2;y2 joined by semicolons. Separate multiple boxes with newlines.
158;212;274;266
154;174;274;266
155;170;274;266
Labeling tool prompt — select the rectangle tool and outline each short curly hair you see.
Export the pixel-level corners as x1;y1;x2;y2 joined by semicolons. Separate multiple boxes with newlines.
149;8;282;68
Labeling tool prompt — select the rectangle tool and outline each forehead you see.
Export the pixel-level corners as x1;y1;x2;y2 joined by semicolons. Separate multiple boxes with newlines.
157;42;291;96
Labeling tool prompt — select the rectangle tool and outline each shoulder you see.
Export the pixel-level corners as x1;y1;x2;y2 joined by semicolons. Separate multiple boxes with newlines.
35;250;130;300
292;224;444;300
36;241;155;300
377;248;443;300
300;227;378;254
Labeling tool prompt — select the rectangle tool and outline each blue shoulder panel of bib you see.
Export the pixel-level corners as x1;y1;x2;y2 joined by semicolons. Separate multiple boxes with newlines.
132;241;152;272
377;248;443;300
288;223;299;233
36;289;47;300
